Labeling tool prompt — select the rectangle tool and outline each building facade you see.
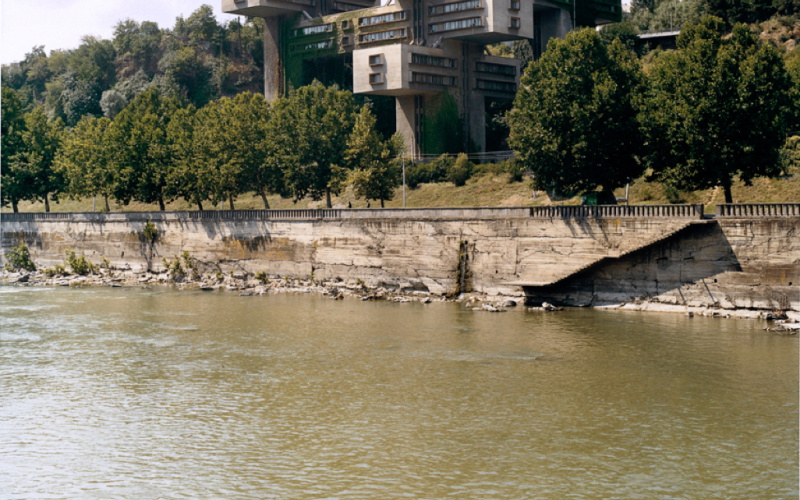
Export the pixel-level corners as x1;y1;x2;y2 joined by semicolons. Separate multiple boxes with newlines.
222;0;621;155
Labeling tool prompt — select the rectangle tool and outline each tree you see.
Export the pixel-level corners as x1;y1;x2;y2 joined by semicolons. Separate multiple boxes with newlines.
54;115;115;211
507;28;645;196
106;88;181;210
641;17;795;203
270;81;357;207
187;92;276;210
1;87;30;212
345;106;402;207
165;105;208;210
11;107;65;212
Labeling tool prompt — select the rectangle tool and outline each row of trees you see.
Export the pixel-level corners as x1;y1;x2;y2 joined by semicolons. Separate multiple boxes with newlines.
508;17;799;203
1;5;264;127
2;82;405;212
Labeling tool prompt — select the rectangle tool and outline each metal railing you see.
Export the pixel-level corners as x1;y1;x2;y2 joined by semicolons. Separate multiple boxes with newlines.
530;204;705;219
716;204;800;217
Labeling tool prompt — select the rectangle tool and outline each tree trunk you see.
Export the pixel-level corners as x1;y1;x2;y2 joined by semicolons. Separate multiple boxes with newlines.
44;194;50;213
380;199;385;208
158;196;166;211
197;200;204;211
723;184;733;204
325;188;332;209
259;190;270;209
103;194;110;212
12;200;19;213
229;195;235;211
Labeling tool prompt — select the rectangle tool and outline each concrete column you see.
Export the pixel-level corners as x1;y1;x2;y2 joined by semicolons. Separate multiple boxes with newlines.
396;95;418;158
263;16;284;101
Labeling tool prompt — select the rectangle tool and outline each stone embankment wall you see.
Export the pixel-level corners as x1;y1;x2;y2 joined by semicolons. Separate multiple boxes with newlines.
1;204;798;311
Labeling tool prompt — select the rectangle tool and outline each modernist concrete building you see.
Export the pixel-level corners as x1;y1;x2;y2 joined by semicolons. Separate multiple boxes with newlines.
222;0;621;155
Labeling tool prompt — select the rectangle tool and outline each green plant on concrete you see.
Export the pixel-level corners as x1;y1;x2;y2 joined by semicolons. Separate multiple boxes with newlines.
162;255;185;279
142;220;158;244
4;242;36;272
100;256;111;269
180;251;198;279
65;250;96;275
43;264;66;277
215;269;224;281
255;271;269;284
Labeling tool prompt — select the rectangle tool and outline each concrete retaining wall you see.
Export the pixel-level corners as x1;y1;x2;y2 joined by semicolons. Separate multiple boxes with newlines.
2;205;798;311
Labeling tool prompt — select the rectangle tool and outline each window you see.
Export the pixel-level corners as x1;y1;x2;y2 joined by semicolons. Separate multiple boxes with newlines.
476;79;516;92
429;17;482;33
369;54;383;65
411;53;456;68
428;0;481;15
359;11;407;26
341;20;350;29
510;0;520;9
295;23;333;36
475;61;516;76
412;72;456;86
358;28;406;43
341;36;352;45
369;73;384;84
509;17;520;29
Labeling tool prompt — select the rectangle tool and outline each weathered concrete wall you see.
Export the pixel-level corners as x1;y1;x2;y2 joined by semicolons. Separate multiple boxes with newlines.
2;207;798;311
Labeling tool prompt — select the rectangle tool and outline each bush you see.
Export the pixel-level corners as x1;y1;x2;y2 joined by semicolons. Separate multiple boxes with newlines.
142;220;158;245
255;271;269;284
65;250;96;275
3;242;36;272
447;153;474;187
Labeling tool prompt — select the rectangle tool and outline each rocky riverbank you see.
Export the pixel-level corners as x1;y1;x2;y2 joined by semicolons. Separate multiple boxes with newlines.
2;268;798;331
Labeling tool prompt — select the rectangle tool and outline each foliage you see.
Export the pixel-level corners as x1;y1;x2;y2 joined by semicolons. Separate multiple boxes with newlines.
105;88;181;210
632;0;708;33
508;29;645;195
54;115;114;211
447;153;474;187
4;242;36;272
142;220;159;244
641;16;795;202
422;92;464;155
255;271;269;284
65;249;96;275
10;107;66;212
345;106;401;207
1;87;29;212
269;81;357;207
705;0;797;25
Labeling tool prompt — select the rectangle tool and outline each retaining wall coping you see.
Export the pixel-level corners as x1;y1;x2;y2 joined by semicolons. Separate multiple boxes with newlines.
3;203;797;222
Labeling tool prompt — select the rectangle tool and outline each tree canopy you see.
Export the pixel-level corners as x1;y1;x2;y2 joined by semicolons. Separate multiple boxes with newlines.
507;28;645;195
641;16;795;202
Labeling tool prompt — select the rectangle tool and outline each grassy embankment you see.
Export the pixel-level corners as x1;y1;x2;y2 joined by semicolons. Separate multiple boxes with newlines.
7;163;798;214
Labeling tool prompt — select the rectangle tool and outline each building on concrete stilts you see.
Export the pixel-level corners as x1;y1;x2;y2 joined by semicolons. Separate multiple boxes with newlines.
222;0;621;157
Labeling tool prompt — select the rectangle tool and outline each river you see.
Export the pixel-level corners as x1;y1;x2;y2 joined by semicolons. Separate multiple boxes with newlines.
1;285;797;499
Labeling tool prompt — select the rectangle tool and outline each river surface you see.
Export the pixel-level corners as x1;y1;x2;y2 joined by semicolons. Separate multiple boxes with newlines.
0;285;797;499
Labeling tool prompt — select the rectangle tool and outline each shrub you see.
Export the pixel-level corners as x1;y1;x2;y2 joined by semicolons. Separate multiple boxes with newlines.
255;271;269;284
162;255;185;279
447;153;474;187
142;220;158;245
3;242;36;272
65;250;96;276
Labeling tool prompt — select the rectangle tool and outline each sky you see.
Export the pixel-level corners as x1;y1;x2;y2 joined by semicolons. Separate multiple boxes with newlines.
1;0;229;65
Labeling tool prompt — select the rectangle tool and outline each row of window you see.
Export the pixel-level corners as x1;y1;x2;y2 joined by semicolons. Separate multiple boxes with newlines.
358;28;407;43
359;11;407;26
429;16;482;33
412;72;457;86
475;61;516;76
428;0;481;16
476;79;516;92
295;23;333;36
411;53;457;68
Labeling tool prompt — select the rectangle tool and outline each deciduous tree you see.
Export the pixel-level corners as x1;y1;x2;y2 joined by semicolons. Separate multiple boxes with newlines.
641;17;795;203
12;107;65;212
345;105;402;207
54;115;115;211
507;28;645;196
270;81;357;208
1;87;30;212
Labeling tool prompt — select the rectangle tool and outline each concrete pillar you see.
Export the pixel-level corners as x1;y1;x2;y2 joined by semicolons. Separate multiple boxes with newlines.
395;95;418;158
263;16;284;101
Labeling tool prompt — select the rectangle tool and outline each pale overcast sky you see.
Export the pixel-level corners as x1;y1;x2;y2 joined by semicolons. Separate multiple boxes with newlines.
1;1;228;65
